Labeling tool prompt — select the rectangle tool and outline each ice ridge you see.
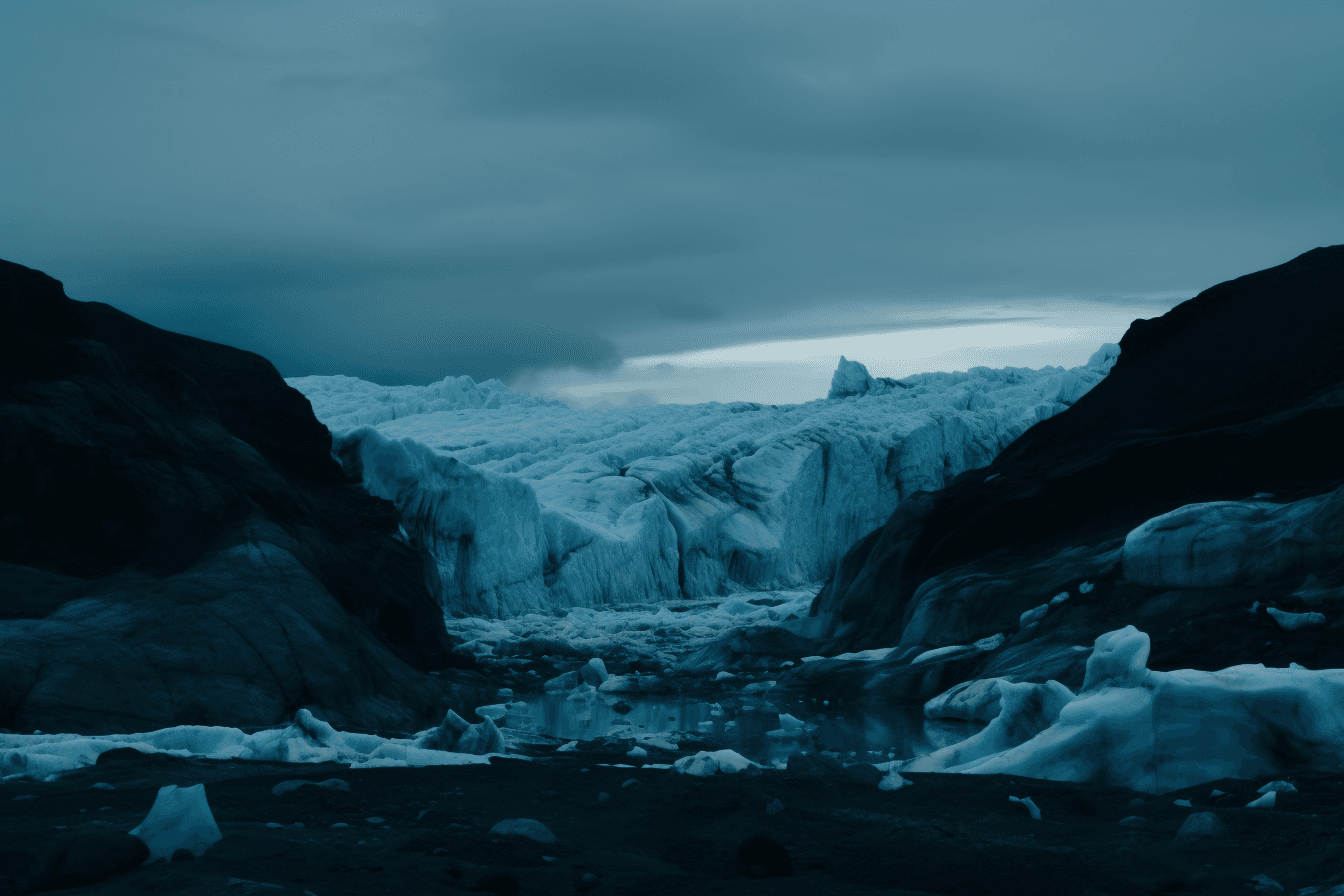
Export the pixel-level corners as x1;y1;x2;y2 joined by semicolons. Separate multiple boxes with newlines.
290;349;1120;618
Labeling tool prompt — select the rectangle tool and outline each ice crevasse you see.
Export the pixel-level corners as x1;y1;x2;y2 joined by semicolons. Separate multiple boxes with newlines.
290;349;1120;618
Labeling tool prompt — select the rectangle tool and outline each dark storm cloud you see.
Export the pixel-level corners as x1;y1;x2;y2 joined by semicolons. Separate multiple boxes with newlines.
1;1;1340;384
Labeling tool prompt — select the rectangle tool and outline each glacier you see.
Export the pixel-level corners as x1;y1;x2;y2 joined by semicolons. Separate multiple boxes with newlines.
289;347;1121;618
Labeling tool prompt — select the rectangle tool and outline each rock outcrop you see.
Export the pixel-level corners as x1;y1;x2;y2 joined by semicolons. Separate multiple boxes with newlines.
0;259;462;734
796;245;1344;698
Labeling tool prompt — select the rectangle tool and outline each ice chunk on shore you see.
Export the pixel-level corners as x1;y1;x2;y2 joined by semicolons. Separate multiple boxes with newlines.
292;355;1115;617
0;710;496;780
129;784;222;862
898;625;1344;793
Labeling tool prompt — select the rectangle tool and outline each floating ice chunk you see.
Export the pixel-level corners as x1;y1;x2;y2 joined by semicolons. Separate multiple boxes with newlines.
627;746;647;759
765;713;811;738
696;721;715;733
1019;604;1049;629
557;741;578;752
673;750;757;777
878;770;910;791
1173;799;1192;807
1209;789;1225;798
1118;816;1146;827
715;671;736;680
1078;581;1095;594
1050;592;1070;606
474;704;509;721
1008;795;1041;820
1266;608;1326;630
129;784;222;862
1257;780;1297;794
766;798;784;814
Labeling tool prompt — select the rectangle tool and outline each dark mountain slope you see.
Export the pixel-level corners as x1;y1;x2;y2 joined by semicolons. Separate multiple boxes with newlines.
0;259;462;734
798;245;1344;699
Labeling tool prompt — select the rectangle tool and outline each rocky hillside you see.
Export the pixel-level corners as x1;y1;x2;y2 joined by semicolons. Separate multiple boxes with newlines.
792;245;1344;701
0;259;463;735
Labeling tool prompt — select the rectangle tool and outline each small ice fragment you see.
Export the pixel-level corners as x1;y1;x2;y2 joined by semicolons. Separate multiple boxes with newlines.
497;688;513;699
596;792;610;804
580;658;609;687
715;671;736;680
1266;607;1326;630
475;704;509;721
1019;604;1049;629
1118;816;1146;827
365;817;384;824
1079;581;1094;594
878;770;910;791
1009;796;1041;820
1246;792;1276;809
627;746;648;758
265;823;282;829
1249;601;1261;614
330;822;349;829
781;661;794;668
1257;780;1297;794
1050;592;1070;606
1209;789;1226;798
697;721;714;732
557;741;578;752
621;778;640;789
1173;799;1192;807
766;799;784;815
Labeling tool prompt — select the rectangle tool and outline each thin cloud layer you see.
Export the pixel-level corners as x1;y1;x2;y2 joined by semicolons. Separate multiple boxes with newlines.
1;1;1340;387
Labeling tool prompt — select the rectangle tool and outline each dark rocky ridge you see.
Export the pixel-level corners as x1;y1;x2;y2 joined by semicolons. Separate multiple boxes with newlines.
796;245;1344;698
0;259;465;734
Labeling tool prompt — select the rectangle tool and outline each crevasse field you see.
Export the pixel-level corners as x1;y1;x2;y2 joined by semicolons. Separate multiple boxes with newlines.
8;346;1342;802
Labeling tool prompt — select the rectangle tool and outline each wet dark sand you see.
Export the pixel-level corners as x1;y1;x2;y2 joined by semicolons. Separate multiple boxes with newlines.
3;743;1339;895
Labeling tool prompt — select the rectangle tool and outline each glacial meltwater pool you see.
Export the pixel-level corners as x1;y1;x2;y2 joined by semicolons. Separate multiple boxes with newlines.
487;691;984;767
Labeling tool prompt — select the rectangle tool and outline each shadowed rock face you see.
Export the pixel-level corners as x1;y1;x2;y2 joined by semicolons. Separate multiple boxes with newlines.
0;258;463;734
799;246;1344;697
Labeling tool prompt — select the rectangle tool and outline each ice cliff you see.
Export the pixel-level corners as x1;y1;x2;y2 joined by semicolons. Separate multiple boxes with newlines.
290;348;1120;618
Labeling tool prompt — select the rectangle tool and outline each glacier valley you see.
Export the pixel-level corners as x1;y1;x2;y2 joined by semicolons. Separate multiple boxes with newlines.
288;347;1120;619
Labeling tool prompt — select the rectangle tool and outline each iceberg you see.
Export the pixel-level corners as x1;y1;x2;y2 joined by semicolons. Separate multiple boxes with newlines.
291;351;1119;617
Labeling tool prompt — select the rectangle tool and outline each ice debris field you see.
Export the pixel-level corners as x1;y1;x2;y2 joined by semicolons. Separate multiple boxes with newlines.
289;349;1120;617
9;624;1344;800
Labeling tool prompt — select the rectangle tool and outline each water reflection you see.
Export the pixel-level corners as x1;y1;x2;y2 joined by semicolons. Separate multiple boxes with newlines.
503;691;983;766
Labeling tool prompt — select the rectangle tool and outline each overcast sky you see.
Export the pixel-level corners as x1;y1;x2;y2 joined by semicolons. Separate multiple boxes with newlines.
3;1;1341;401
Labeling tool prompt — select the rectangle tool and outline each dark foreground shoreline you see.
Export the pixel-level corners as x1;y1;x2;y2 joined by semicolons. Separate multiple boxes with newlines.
1;746;1336;895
